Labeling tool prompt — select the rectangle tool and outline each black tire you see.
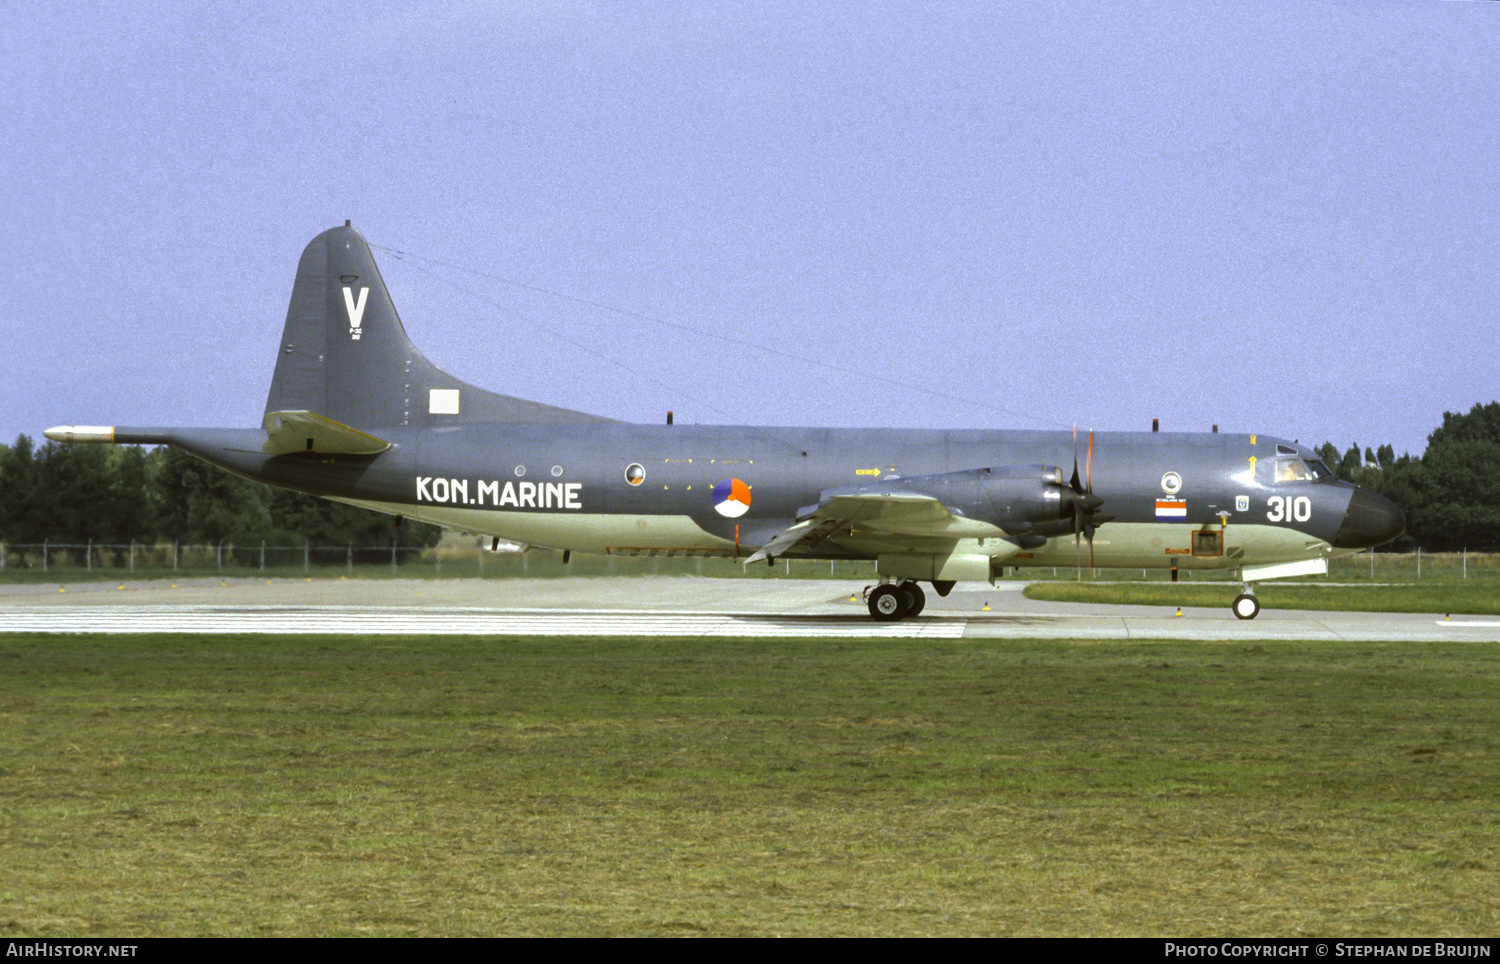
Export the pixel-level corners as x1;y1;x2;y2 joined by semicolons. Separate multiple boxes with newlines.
1232;593;1260;620
899;582;926;617
869;585;904;621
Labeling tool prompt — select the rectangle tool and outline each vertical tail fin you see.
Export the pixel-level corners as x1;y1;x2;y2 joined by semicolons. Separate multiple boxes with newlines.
264;223;611;430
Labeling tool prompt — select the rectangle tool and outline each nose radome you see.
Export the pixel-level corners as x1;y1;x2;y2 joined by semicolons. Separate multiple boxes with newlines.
1331;487;1406;549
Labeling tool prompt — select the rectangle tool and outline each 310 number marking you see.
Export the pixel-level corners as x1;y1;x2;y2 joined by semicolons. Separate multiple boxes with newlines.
1266;495;1311;523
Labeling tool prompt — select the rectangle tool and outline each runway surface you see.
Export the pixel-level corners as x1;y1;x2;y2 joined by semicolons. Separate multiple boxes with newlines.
2;576;1495;640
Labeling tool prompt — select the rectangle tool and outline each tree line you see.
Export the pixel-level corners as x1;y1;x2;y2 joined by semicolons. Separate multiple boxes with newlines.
1314;401;1500;552
3;401;1499;553
0;437;441;555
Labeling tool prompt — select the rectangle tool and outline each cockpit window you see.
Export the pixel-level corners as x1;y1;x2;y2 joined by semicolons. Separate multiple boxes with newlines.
1270;458;1330;483
1275;459;1312;483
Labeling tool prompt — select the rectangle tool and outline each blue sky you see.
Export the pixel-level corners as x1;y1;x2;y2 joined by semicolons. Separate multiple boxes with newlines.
4;1;1496;458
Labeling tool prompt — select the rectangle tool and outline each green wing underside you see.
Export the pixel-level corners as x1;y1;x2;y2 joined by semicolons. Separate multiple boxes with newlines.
744;492;1003;564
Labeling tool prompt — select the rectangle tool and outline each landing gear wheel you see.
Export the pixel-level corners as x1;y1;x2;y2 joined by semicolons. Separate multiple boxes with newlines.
1232;593;1260;620
869;585;904;622
899;582;926;617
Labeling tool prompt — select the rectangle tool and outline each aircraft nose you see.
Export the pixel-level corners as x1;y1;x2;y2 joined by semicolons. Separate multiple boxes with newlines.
1331;486;1406;549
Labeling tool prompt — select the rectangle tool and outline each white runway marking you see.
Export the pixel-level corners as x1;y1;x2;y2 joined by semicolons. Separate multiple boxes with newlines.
0;605;970;637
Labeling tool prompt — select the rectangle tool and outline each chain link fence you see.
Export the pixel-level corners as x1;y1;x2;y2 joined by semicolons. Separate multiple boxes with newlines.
0;540;424;575
0;540;888;581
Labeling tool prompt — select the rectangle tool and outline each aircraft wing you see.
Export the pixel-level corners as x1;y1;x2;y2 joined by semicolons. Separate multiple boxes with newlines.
744;491;1002;564
262;410;391;456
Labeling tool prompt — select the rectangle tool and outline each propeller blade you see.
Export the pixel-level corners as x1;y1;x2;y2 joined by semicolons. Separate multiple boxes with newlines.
1064;428;1099;575
1087;429;1094;493
1070;426;1082;494
1063;426;1105;579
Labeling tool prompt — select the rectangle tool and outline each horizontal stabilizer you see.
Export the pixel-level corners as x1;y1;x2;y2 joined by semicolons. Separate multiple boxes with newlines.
262;410;391;456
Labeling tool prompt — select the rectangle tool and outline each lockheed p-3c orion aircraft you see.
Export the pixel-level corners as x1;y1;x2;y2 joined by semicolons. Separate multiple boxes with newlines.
46;223;1405;621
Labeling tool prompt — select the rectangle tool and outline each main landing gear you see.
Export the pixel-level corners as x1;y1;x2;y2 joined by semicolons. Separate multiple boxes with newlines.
866;581;926;622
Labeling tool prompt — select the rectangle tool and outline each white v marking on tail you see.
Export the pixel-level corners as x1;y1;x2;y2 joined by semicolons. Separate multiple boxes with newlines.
343;286;369;340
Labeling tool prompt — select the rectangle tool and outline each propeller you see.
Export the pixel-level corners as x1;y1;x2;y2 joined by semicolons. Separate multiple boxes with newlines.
1064;427;1113;576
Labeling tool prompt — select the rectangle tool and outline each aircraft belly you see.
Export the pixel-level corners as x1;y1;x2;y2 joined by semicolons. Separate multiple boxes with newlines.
331;497;736;554
1011;523;1330;571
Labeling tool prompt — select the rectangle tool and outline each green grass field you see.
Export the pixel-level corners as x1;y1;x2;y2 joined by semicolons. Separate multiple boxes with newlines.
2;633;1496;936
